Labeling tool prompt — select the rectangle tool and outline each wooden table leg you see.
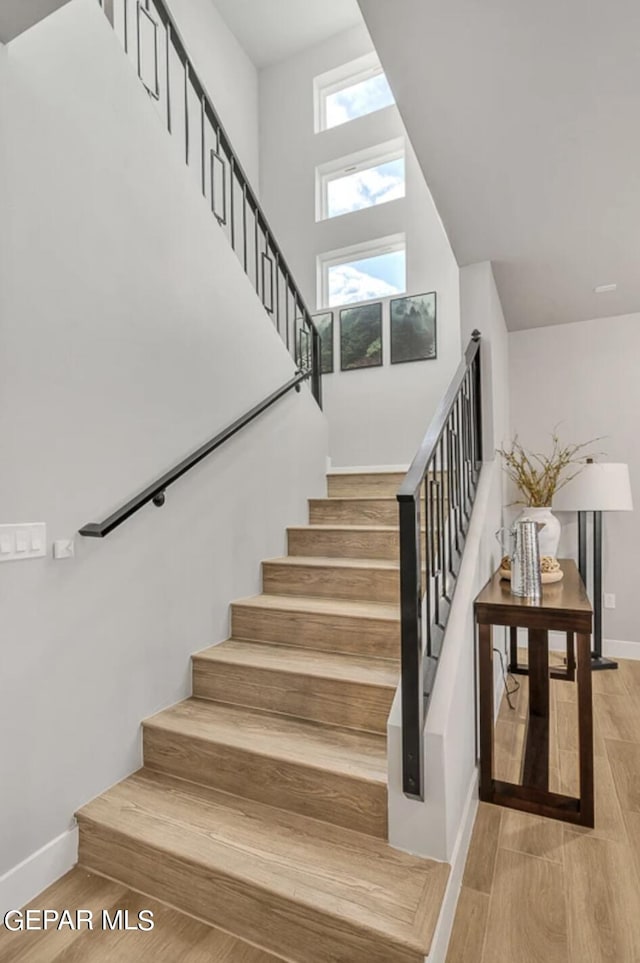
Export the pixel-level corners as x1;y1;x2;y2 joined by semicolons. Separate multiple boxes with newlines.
522;628;549;791
509;625;519;673
478;623;494;800
577;631;595;826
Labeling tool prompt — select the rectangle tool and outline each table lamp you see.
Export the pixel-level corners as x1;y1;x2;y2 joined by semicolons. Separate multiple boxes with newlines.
553;461;633;670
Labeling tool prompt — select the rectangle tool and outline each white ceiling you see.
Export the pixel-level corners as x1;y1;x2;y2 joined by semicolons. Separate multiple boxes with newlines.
358;0;640;331
0;0;72;42
212;0;362;68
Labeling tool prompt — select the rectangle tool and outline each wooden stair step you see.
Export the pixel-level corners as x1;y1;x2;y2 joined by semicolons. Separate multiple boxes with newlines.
327;470;408;498
77;769;449;963
263;555;400;603
192;638;398;733
0;867;283;962
143;698;387;836
231;593;399;658
288;524;400;559
310;497;400;526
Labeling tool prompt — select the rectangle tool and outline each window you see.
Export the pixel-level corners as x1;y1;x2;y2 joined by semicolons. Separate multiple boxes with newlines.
314;54;395;133
318;235;406;309
316;140;405;221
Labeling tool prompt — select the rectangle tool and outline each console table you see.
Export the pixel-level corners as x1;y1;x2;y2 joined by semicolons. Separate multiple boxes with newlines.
474;559;594;826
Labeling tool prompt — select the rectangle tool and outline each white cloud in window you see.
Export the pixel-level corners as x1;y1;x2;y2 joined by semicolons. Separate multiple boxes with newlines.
328;264;399;307
326;74;394;129
327;161;405;218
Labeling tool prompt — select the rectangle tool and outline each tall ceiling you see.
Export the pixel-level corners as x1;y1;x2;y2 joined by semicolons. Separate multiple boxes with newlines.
213;0;362;68
358;0;640;330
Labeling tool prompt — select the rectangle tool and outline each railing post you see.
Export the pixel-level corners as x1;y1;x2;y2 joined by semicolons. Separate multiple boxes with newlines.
310;324;323;409
472;329;482;465
398;494;424;800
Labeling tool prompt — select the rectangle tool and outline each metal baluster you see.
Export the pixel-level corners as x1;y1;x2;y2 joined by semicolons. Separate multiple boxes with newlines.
446;419;456;575
229;158;236;252
430;478;439;630
275;258;282;344
184;60;189;165
200;95;206;196
123;0;129;52
285;285;291;361
254;215;259;294
242;184;248;271
165;22;171;133
423;474;432;658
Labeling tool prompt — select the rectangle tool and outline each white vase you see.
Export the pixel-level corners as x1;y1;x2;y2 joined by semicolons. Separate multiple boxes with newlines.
516;506;561;558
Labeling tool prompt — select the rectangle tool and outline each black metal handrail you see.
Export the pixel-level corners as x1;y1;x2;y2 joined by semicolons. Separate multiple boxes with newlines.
80;370;311;537
397;330;482;799
97;0;321;408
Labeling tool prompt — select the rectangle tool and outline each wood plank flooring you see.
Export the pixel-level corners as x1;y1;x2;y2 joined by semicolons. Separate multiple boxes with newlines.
447;655;640;962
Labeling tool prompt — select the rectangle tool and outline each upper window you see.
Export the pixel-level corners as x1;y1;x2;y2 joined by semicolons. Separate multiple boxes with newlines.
316;140;405;221
314;54;395;133
318;235;406;309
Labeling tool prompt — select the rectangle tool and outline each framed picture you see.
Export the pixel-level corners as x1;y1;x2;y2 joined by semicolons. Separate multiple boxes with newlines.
312;311;334;374
294;318;311;371
340;302;383;371
390;292;437;364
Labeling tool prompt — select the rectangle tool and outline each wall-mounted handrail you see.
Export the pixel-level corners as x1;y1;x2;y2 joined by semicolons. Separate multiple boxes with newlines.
397;330;482;800
79;370;311;538
96;0;322;408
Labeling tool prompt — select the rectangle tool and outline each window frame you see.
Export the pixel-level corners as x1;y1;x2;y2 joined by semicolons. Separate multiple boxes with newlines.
316;233;407;310
315;139;405;222
313;53;394;133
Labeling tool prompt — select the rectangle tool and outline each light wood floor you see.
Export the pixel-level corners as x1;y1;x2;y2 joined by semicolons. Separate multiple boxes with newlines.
0;868;282;962
447;655;640;963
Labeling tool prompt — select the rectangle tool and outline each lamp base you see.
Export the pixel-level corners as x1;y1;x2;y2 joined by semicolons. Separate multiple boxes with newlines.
591;653;618;671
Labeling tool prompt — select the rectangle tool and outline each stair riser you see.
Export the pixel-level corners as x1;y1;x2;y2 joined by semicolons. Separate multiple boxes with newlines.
143;726;387;838
326;472;447;498
327;474;406;498
263;562;399;603
78;819;420;963
288;527;399;560
231;604;400;659
192;659;395;733
310;499;399;526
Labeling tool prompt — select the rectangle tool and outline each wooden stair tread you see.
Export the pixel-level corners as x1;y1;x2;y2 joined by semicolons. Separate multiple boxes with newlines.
233;593;399;622
144;698;387;782
194;639;398;686
0;867;283;962
289;523;400;532
77;770;448;955
264;555;399;571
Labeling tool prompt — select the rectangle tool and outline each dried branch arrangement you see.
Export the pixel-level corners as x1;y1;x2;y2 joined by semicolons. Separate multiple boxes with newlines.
497;433;602;507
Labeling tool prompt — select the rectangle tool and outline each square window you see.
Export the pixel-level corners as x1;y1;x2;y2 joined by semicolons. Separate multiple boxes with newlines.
316;140;405;221
318;236;406;309
314;54;395;133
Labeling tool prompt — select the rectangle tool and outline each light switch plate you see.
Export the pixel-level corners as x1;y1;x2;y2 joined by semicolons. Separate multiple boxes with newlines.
0;523;47;561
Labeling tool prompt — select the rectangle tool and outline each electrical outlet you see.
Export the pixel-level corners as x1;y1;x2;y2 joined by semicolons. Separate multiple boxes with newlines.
604;593;616;609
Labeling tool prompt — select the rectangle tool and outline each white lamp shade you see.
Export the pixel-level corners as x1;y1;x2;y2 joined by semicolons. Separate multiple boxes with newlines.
553;462;633;512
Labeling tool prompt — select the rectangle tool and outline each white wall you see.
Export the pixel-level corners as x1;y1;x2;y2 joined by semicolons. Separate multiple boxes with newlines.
168;0;260;185
0;0;327;897
259;25;461;467
510;313;640;647
387;262;509;865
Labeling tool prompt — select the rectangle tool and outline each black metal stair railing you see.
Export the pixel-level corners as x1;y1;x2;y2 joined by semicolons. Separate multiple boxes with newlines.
397;331;483;800
96;0;321;408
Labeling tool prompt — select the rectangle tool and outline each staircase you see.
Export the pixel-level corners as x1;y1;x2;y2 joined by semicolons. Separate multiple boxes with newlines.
76;469;449;962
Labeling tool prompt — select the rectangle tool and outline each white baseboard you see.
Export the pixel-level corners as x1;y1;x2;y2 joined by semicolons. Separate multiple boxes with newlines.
0;825;78;917
425;770;479;963
603;638;640;660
